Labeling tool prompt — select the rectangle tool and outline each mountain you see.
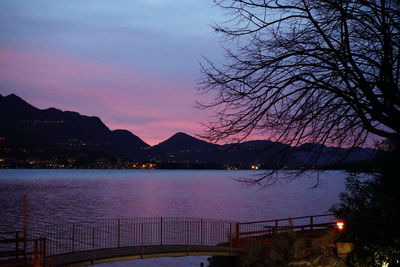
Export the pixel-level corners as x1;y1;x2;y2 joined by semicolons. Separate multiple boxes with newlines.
149;134;375;168
289;143;376;167
0;93;376;169
154;132;218;151
148;132;220;164
0;93;149;162
219;140;290;166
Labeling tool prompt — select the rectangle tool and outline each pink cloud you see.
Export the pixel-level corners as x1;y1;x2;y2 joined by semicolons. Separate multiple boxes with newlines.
0;48;213;145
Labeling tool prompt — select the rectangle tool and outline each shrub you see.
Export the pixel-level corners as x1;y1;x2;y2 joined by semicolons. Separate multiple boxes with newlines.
239;224;335;267
331;140;400;266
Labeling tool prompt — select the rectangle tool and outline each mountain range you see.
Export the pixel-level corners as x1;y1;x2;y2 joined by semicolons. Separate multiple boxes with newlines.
0;93;376;169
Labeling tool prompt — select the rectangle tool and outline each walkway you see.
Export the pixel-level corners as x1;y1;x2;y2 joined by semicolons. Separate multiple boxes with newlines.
49;245;242;266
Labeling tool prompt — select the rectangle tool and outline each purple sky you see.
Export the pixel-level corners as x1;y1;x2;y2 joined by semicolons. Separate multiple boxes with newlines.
0;0;228;145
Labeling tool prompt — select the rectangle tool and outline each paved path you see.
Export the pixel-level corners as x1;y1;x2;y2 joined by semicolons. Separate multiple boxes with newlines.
48;245;243;266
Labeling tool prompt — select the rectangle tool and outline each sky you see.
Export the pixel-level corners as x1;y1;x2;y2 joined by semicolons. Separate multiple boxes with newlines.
0;0;227;145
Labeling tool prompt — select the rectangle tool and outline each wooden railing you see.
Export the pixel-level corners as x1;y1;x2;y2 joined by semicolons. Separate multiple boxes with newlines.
235;214;337;246
0;231;46;265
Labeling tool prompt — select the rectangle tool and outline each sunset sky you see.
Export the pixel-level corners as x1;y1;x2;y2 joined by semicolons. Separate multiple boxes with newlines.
0;0;227;145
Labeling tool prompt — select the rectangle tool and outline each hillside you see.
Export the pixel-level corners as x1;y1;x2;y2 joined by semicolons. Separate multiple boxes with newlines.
0;94;149;164
0;93;376;169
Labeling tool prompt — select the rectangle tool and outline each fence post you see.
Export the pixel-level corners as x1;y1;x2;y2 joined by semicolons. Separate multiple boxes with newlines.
91;227;95;265
71;223;75;252
140;223;144;259
15;231;19;259
23;229;27;260
200;219;204;245
33;239;38;267
160;218;163;245
274;220;279;235
117;219;121;248
23;195;28;261
310;216;314;230
229;223;233;255
235;223;240;247
186;221;190;255
42;237;47;267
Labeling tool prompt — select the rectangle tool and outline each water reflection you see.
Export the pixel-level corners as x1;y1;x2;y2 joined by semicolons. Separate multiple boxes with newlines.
0;169;346;231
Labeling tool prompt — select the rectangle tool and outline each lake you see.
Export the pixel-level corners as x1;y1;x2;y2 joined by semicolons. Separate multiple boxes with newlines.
0;169;347;266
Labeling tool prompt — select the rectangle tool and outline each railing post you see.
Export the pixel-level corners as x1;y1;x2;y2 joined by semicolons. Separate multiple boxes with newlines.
140;223;144;259
235;223;240;247
71;223;75;252
33;239;38;267
42;237;47;267
310;216;314;230
23;229;27;260
91;227;95;265
117;219;121;248
15;231;19;259
229;223;233;255
23;195;28;261
274;220;279;235
160;217;163;245
200;219;203;245
186;221;189;256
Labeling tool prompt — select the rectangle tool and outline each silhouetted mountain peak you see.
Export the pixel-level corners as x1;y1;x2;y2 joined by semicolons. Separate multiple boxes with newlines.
4;93;21;100
1;93;376;167
154;132;217;151
0;93;38;114
171;132;193;139
0;93;149;159
3;93;28;104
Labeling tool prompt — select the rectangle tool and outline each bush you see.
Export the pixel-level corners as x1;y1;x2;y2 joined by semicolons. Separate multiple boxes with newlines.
331;141;400;266
238;224;337;267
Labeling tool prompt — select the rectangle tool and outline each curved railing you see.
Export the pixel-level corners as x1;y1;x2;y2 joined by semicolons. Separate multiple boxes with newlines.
0;214;338;266
28;217;237;263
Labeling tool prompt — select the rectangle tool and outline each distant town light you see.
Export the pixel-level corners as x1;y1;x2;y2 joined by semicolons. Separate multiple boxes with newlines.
336;221;344;230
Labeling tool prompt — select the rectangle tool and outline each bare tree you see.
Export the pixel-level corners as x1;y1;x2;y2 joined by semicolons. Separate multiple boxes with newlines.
199;0;400;183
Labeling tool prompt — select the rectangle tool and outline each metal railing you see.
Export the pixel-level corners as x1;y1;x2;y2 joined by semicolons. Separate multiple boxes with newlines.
27;217;236;257
1;214;339;265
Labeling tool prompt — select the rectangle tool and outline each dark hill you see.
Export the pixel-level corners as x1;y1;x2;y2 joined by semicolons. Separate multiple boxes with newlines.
0;93;149;161
0;93;376;169
148;132;220;164
149;135;375;168
154;132;218;151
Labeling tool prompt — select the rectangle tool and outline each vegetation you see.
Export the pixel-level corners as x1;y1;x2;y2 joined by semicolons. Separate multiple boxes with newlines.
238;227;340;266
331;140;400;266
201;0;400;184
202;0;400;265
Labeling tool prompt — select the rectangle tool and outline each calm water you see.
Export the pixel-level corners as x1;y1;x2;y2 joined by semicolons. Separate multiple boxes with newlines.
0;169;346;266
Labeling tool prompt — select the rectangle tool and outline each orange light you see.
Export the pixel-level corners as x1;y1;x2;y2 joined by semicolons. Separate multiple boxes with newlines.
336;221;344;230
